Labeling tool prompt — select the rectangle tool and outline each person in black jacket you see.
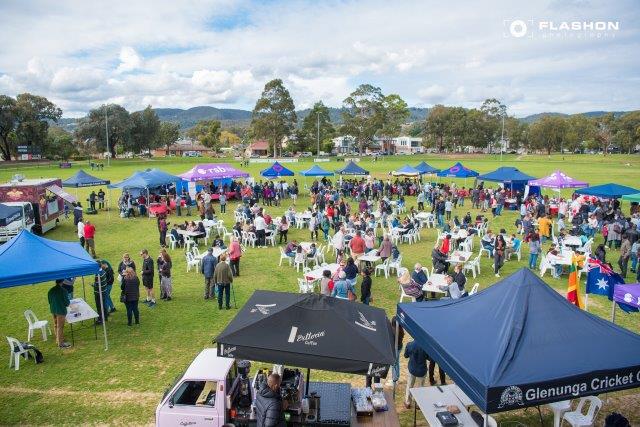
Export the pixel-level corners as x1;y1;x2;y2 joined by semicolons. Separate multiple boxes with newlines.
431;247;449;274
255;373;286;427
360;268;372;305
120;267;140;326
140;249;156;306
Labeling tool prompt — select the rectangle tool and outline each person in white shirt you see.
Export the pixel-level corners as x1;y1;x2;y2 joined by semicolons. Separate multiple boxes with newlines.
77;219;85;248
254;213;267;247
332;227;345;254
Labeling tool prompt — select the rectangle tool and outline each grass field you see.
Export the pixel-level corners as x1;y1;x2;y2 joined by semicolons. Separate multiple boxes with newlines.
0;153;639;426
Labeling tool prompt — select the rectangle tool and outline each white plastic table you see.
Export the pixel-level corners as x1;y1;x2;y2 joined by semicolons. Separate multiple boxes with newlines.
410;386;476;427
66;298;99;346
562;236;582;247
194;247;226;260
447;250;472;264
304;263;339;281
422;274;448;294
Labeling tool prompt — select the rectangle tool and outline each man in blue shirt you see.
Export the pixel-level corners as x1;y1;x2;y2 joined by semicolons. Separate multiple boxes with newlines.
403;340;428;408
200;248;218;300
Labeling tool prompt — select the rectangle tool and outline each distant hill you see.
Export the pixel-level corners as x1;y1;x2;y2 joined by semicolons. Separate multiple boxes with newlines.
520;111;628;124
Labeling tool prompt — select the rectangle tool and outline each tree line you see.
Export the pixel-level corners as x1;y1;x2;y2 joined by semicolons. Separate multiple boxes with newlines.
1;85;638;161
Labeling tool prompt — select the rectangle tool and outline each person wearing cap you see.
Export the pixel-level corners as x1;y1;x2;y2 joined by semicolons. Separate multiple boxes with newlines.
140;249;155;306
331;271;355;300
201;247;218;299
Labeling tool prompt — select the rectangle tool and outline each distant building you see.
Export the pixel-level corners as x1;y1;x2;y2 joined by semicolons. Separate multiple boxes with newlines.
153;137;214;157
332;136;356;154
391;136;424;154
246;140;269;157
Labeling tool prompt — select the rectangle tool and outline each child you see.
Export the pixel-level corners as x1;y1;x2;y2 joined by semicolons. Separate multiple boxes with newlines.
360;268;372;305
320;270;334;296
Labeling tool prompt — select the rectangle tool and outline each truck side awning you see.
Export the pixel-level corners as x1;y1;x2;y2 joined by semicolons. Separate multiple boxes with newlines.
46;185;77;204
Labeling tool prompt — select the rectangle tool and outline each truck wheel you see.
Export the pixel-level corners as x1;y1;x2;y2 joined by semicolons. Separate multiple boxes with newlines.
33;225;43;235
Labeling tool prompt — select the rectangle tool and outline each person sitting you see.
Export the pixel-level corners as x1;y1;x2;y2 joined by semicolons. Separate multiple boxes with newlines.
451;263;467;294
294;246;305;266
505;234;521;259
307;243;317;260
343;257;359;288
285;241;298;258
546;244;564;278
398;269;424;302
431;247;449;274
411;263;428;287
438;275;463;299
212;234;226;249
194;221;206;241
481;230;495;257
170;224;184;247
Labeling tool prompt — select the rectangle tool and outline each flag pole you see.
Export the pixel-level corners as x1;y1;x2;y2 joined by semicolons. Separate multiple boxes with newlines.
611;300;617;324
584;293;589;312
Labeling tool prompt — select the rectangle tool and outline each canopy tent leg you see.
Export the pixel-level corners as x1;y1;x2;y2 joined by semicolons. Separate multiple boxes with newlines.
97;274;109;351
305;368;311;396
82;276;86;300
393;319;400;399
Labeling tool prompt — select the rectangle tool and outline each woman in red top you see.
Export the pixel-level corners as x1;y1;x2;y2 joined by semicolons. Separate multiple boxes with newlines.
440;235;451;255
228;237;242;277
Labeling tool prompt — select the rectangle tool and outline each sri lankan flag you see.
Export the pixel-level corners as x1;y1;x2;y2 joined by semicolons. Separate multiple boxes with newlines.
567;254;584;309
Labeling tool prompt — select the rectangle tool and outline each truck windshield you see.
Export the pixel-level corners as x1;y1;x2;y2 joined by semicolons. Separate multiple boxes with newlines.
23;203;34;224
172;381;217;407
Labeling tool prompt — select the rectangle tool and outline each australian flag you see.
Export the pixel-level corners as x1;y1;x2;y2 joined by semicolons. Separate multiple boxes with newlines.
586;258;638;313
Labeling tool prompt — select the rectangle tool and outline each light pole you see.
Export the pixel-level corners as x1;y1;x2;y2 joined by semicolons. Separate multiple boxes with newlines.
316;112;320;156
500;113;505;162
105;105;110;166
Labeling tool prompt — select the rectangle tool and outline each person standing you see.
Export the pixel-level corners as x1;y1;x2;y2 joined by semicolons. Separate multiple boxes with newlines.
97;188;105;210
229;237;242;277
83;220;96;258
528;233;541;269
403;340;428;408
278;216;289;244
94;261;113;324
214;254;233;310
117;254;136;312
121;267;140;326
77;217;85;248
159;250;173;301
201;248;218;299
255;373;286;427
219;193;227;214
360;268;372;305
619;234;631;278
254;212;267;247
158;215;168;248
48;280;71;348
140;249;156;306
494;234;506;278
89;191;97;211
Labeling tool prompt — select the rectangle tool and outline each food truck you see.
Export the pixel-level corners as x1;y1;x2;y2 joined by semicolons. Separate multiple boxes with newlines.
0;177;74;237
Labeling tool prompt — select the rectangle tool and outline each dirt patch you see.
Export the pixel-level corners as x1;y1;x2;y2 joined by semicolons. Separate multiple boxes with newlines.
0;386;160;406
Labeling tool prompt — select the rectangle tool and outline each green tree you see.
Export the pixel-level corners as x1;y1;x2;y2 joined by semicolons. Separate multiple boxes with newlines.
187;120;222;151
5;93;62;159
299;101;335;154
504;117;529;151
529;115;567;155
251;79;297;157
44;126;77;160
220;130;241;147
0;95;18;160
341;84;384;154
157;121;180;154
423;104;449;152
130;105;160;154
615;111;640;154
480;98;507;153
594;113;615;155
75;104;132;158
565;115;596;153
378;94;410;139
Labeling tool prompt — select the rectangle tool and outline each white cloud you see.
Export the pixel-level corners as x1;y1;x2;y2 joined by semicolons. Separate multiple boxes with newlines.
117;47;143;73
0;0;637;116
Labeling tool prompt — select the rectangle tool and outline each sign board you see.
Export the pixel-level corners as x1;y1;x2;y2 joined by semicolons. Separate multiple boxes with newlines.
344;158;361;163
249;158;299;164
314;158;330;163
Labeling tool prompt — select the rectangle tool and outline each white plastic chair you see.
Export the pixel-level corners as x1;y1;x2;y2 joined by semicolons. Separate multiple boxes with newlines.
265;232;276;247
548;400;572;427
298;278;314;293
398;284;416;303
185;252;200;272
24;310;50;342
7;336;34;371
246;232;257;248
388;255;402;276
463;254;481;278
168;234;178;250
539;257;555;278
375;258;390;279
468;283;480;295
279;247;293;266
191;247;201;258
294;252;306;272
183;236;196;252
508;244;522;261
561;396;602;427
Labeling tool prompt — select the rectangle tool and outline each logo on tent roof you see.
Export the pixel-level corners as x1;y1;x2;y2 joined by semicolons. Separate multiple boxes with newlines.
251;303;276;315
498;386;524;409
355;312;377;331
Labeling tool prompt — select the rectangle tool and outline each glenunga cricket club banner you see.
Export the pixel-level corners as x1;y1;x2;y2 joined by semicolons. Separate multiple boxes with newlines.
487;365;640;413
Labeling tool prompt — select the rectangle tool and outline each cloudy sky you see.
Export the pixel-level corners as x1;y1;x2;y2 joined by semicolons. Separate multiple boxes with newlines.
0;0;638;117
